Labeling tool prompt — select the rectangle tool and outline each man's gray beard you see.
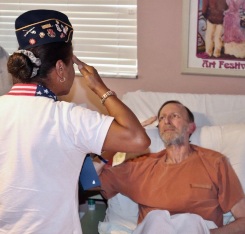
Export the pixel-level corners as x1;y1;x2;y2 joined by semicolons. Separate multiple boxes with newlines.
162;134;185;148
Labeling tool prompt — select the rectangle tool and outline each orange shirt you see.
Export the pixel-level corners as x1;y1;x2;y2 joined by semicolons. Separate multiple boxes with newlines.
100;145;245;227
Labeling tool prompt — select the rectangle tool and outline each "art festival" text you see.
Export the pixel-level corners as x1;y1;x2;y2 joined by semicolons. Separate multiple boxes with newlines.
202;60;245;69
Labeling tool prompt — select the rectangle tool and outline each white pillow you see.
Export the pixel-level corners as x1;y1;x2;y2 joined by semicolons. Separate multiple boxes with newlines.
145;126;165;153
207;107;245;126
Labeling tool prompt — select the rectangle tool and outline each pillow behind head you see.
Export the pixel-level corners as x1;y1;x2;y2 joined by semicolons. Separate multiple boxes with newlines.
145;126;165;153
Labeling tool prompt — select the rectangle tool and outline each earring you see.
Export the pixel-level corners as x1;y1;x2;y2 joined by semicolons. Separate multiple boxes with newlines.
59;77;66;82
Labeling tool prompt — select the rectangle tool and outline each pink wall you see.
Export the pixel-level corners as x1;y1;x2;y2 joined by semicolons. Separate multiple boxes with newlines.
60;0;245;113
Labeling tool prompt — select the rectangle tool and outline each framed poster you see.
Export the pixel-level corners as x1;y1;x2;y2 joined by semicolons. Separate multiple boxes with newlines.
181;0;245;77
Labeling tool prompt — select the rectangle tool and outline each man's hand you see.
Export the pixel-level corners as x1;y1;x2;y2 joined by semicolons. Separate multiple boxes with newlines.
141;116;157;127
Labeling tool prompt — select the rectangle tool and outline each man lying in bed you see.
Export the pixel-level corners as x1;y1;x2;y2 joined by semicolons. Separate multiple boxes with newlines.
96;100;245;234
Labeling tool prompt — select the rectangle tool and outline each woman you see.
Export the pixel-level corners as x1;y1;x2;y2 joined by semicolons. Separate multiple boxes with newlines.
0;9;150;233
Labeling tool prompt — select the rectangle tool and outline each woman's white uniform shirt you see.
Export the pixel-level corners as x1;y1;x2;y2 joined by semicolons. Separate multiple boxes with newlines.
0;87;113;234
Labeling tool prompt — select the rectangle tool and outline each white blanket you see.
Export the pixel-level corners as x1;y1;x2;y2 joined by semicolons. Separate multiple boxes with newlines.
132;210;217;234
99;210;217;234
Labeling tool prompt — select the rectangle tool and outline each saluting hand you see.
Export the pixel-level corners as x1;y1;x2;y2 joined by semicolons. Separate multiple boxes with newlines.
73;55;108;96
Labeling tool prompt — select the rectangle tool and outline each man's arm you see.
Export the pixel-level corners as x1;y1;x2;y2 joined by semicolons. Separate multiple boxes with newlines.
210;197;245;234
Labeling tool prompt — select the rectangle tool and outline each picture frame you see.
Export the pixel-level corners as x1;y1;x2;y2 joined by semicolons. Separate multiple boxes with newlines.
181;0;245;77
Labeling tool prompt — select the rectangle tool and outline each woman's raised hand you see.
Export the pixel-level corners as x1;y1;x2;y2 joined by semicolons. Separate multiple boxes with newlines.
73;55;108;96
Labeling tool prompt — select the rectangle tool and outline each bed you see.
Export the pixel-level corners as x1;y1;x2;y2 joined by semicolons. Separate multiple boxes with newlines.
98;90;245;234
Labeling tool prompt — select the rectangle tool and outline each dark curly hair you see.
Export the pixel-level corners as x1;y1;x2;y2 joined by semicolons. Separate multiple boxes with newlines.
7;42;73;85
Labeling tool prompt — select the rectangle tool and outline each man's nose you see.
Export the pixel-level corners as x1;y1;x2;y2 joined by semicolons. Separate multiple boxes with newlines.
163;116;172;124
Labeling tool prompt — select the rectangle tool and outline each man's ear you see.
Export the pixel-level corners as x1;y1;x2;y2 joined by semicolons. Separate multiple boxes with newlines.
189;122;196;134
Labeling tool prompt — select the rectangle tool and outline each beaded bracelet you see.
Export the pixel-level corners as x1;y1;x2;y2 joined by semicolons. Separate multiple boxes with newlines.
100;90;117;105
96;154;109;164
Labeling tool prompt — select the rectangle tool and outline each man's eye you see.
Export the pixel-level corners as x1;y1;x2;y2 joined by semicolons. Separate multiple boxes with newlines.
159;116;165;121
173;114;180;119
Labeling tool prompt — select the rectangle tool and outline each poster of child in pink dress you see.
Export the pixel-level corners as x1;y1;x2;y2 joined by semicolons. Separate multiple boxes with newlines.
197;0;245;60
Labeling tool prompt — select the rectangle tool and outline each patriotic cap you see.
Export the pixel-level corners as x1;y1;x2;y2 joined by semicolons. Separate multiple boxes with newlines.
15;9;73;49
